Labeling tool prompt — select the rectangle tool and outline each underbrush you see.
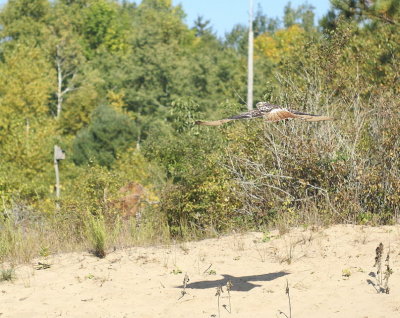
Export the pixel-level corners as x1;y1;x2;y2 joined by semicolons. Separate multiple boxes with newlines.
224;78;400;229
0;204;170;265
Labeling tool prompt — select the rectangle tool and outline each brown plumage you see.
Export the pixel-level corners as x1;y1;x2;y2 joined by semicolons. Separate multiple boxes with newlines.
195;102;334;126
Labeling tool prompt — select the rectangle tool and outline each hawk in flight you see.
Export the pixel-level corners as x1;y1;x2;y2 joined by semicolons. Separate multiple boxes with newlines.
195;102;334;126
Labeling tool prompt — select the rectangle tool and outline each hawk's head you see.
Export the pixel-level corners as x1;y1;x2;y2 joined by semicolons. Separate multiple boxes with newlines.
256;102;274;112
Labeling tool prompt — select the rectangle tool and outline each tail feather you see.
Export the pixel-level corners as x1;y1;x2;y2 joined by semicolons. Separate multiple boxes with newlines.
296;114;335;121
291;110;334;122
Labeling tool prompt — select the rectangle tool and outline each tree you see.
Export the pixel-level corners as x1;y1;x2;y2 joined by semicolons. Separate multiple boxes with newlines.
81;0;129;53
0;0;51;46
321;0;400;31
224;5;280;55
193;16;213;37
46;2;87;119
72;105;138;167
283;2;315;31
254;25;305;64
0;45;54;138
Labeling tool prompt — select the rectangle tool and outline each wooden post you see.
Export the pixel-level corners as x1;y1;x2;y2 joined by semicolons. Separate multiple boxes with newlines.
247;0;254;111
54;145;65;209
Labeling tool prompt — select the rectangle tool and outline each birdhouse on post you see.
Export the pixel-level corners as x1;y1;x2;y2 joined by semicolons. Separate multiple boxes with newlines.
54;145;65;204
54;145;66;161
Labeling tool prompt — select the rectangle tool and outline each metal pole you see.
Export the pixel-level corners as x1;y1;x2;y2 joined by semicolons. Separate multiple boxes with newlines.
247;0;254;111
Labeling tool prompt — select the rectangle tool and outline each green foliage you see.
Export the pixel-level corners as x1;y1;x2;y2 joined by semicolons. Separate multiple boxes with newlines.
0;118;57;202
321;0;400;31
144;99;241;237
0;0;51;44
72;105;138;167
82;0;128;52
61;164;123;217
0;45;54;132
283;2;315;31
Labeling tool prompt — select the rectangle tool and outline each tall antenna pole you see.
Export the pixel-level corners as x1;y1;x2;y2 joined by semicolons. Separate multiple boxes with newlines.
247;0;254;111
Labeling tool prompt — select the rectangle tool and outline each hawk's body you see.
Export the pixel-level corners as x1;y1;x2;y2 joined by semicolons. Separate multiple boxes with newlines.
195;102;333;126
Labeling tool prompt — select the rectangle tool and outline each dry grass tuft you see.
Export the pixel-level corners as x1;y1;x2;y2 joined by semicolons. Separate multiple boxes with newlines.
86;215;108;258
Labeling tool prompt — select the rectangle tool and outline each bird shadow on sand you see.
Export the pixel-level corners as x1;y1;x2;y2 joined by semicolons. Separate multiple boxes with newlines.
177;272;289;292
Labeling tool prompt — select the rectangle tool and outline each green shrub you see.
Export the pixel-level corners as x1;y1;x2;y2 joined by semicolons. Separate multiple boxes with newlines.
72;105;138;167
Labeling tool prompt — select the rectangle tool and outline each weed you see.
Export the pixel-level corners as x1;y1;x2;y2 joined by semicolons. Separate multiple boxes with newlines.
279;280;292;318
171;267;182;275
178;273;190;300
85;273;95;279
254;243;269;262
39;246;50;258
383;252;393;294
203;263;213;274
374;242;384;284
86;214;107;258
342;268;351;278
262;231;271;242
281;237;300;264
179;244;189;254
215;285;223;318
223;280;233;313
372;242;393;293
0;266;15;282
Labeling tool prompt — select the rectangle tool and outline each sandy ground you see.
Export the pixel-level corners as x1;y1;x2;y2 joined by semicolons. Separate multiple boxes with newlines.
1;224;400;318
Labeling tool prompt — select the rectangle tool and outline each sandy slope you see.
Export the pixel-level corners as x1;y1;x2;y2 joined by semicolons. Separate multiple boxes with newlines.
1;225;400;318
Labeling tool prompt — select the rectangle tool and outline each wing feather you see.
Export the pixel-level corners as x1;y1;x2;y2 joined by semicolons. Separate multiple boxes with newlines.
228;109;264;120
195;110;264;126
194;119;234;126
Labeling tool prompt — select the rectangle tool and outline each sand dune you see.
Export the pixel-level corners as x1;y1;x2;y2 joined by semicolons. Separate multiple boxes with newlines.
1;224;400;318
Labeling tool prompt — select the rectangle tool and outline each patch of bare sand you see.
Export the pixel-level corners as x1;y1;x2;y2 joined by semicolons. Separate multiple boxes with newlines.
1;225;400;318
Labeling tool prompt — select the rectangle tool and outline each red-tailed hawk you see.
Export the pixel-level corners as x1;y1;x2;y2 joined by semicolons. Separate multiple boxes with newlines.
195;102;334;126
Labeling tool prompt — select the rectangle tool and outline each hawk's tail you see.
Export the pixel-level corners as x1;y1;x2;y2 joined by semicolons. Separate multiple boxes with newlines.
295;114;335;121
291;110;334;121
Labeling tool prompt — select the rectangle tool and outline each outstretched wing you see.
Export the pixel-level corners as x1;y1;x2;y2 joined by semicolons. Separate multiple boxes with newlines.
195;109;264;126
195;104;334;126
194;119;234;126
